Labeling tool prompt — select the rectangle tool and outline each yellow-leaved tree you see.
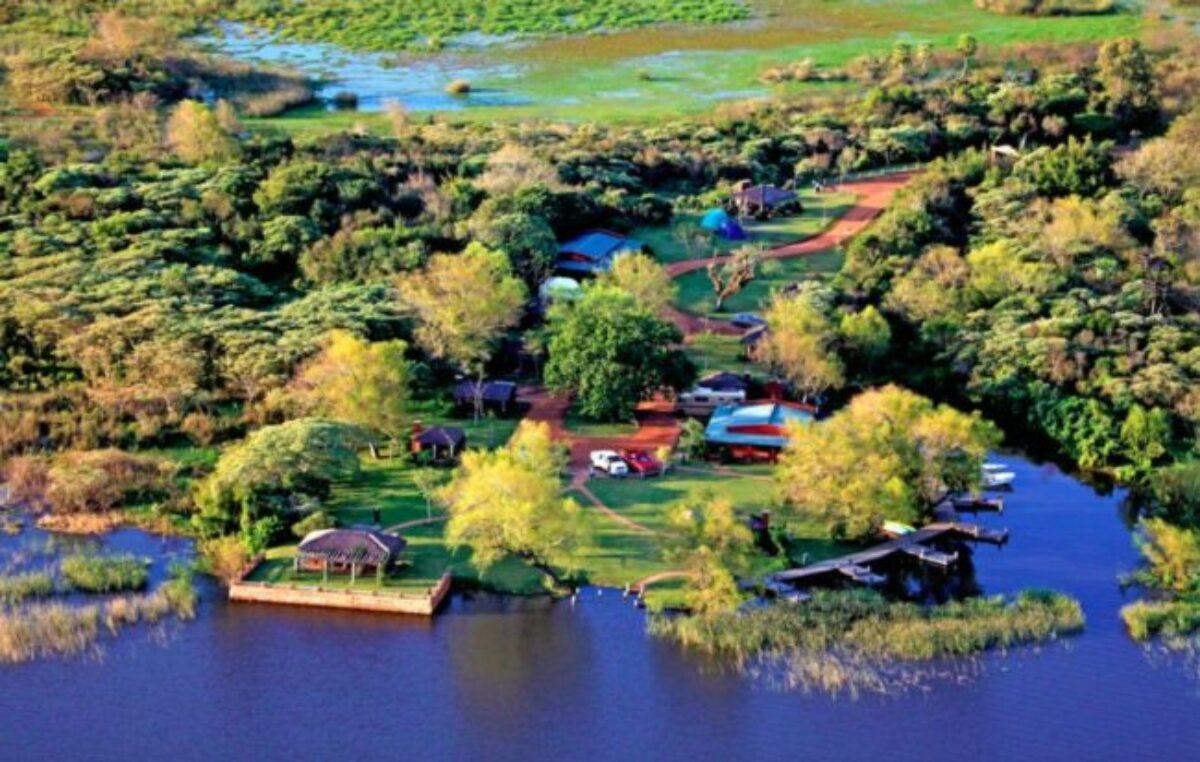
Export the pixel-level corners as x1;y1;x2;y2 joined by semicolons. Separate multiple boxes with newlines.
776;385;1000;540
664;491;755;616
398;243;525;418
441;421;586;585
292;330;412;457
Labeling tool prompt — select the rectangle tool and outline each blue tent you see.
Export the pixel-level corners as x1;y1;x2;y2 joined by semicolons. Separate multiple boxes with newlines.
716;219;749;241
700;208;731;231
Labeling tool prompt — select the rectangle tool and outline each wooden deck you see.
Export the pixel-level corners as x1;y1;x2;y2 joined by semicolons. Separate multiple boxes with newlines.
768;522;1009;587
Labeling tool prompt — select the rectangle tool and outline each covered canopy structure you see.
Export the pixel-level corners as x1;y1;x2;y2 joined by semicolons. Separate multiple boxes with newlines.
555;230;644;276
730;184;799;218
454;379;518;414
296;528;407;582
411;425;466;461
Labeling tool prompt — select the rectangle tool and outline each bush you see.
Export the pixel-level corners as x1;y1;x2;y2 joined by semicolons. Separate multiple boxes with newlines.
60;553;150;593
292;510;335;538
445;79;471;95
199;535;253;583
0;572;55;605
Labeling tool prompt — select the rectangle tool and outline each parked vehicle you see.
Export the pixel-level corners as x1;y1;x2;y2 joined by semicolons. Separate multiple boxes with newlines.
676;388;747;417
590;450;629;477
981;462;1016;489
619;449;662;477
730;312;767;329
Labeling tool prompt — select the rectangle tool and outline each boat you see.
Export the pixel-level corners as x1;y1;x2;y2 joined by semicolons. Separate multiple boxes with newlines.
881;520;916;538
982;462;1016;489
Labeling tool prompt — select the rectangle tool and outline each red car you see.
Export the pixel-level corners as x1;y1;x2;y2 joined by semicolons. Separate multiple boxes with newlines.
619;449;662;477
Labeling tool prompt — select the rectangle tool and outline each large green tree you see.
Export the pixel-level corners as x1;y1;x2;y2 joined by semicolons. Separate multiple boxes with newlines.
545;284;695;421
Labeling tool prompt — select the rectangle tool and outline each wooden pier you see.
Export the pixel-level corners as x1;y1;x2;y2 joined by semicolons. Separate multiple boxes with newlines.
767;522;1009;588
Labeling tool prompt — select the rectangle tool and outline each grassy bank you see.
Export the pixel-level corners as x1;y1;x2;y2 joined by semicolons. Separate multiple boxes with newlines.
1121;598;1200;644
60;553;150;593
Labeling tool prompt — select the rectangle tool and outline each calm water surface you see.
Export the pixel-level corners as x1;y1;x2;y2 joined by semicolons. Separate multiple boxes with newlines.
2;455;1198;761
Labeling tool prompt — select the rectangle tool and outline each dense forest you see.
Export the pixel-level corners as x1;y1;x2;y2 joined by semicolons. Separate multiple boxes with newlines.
0;3;1198;633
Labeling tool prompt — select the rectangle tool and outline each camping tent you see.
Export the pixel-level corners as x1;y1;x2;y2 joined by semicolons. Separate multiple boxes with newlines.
700;208;731;231
539;276;582;302
716;219;749;241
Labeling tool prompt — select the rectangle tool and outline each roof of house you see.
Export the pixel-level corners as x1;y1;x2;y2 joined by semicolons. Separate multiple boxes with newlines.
556;230;643;273
454;379;518;404
704;401;814;449
297;528;406;566
731;185;798;208
414;425;466;448
698;371;750;392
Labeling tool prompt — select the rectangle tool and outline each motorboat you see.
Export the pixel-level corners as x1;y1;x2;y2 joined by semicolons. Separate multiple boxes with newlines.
981;462;1016;489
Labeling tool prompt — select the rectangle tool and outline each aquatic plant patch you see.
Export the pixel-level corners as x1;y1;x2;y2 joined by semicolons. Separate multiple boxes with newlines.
227;0;749;52
60;553;150;593
650;589;1085;693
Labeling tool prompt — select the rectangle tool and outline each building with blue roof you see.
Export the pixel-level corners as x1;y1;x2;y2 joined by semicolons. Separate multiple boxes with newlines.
704;401;815;461
555;230;644;276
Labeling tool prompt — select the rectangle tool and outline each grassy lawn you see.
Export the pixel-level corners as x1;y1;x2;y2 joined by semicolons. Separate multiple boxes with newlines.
685;332;756;377
675;248;845;317
635;190;856;264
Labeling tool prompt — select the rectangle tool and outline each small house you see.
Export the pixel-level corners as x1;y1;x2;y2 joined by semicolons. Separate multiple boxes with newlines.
454;380;518;415
698;371;750;393
730;185;799;219
704;401;815;462
411;423;466;462
740;325;768;358
296;528;406;582
555;230;643;276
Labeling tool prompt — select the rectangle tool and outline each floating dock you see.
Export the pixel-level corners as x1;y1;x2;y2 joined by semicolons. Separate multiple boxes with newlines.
767;522;1009;588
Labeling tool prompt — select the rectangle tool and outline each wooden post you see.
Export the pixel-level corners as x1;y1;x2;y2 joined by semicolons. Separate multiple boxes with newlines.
351;563;357;584
323;559;329;583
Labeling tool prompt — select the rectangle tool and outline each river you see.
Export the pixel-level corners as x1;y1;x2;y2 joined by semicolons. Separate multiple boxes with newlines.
2;454;1198;761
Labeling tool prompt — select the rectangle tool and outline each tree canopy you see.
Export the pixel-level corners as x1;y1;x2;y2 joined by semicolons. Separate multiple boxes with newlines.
544;284;695;421
776;386;1001;539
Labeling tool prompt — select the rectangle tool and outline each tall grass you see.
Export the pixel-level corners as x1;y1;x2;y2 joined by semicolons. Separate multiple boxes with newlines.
60;553;150;593
650;589;1084;694
0;603;101;664
0;568;198;664
1121;599;1200;643
0;571;55;605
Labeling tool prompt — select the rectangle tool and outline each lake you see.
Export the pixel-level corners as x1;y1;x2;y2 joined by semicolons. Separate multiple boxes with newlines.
2;454;1198;761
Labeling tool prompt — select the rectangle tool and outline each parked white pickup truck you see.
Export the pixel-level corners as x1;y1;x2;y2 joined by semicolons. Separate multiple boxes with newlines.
590;450;629;477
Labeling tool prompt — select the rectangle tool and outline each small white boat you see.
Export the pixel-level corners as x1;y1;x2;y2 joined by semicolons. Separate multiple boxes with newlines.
882;520;916;538
981;462;1016;489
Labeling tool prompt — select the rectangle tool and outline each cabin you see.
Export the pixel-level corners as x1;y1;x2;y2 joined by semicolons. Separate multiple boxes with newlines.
704;400;815;462
555;230;643;276
411;423;466;462
454;380;518;415
730;184;800;219
296;528;406;582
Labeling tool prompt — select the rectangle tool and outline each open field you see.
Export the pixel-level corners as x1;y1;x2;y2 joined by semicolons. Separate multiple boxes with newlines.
634;190;856;264
222;0;1145;125
675;248;845;317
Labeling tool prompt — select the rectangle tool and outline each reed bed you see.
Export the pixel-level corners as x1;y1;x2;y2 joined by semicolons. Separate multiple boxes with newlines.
0;603;100;664
1122;599;1200;644
0;570;198;664
60;553;150;593
650;590;1084;694
0;571;55;605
